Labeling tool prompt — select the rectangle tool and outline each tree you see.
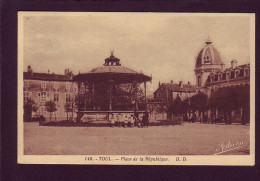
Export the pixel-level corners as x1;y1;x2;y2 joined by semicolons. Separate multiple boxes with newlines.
70;99;78;121
209;84;249;124
190;92;208;121
172;95;185;115
32;102;39;117
45;100;57;122
64;102;72;121
24;99;35;122
156;103;167;120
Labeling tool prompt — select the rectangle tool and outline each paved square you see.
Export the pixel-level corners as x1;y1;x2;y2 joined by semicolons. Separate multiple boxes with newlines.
24;122;250;155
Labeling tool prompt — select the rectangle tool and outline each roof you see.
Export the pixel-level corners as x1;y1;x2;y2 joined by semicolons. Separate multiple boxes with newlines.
74;51;152;83
74;65;152;83
24;72;73;81
196;41;222;67
88;65;139;74
208;63;250;76
154;83;197;94
165;83;197;92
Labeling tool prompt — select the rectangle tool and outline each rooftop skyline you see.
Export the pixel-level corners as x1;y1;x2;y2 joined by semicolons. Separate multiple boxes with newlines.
21;12;253;95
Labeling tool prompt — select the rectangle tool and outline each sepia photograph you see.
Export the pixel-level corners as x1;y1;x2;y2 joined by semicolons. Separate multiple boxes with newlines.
17;12;255;165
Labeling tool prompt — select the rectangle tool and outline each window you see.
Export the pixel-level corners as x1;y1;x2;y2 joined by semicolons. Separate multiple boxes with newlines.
54;83;59;90
66;82;70;90
24;91;32;102
80;86;85;94
240;69;244;77
218;74;221;81
231;71;235;79
38;92;48;101
204;54;211;63
24;81;29;87
197;76;201;87
73;83;78;93
66;93;71;102
235;71;240;78
41;81;46;89
214;75;218;81
54;93;59;102
226;73;230;79
222;73;226;80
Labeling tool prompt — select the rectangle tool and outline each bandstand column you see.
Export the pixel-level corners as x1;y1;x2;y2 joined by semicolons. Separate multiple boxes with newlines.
108;80;113;111
91;82;95;110
109;85;112;111
77;82;81;111
84;82;87;111
144;81;147;103
133;82;138;111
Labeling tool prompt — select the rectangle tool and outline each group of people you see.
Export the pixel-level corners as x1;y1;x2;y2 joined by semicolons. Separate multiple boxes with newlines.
109;111;149;128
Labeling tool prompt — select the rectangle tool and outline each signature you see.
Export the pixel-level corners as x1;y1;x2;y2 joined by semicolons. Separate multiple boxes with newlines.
214;141;248;155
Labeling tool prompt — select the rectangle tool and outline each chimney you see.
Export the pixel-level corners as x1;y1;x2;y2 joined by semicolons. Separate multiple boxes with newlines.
221;62;225;70
179;81;183;88
48;69;50;74
231;59;238;69
158;81;161;87
65;68;69;76
171;80;173;84
27;65;33;75
187;81;190;85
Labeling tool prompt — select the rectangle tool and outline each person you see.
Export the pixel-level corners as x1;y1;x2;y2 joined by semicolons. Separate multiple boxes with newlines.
117;113;122;127
203;114;208;124
130;115;135;127
110;114;115;127
192;113;196;123
212;114;216;124
124;114;128;128
188;113;192;123
142;110;149;128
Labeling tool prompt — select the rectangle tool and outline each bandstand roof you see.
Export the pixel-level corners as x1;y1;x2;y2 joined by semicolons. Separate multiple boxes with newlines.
73;51;152;83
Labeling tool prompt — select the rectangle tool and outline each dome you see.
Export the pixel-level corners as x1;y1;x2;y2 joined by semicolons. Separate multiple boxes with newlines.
196;39;222;67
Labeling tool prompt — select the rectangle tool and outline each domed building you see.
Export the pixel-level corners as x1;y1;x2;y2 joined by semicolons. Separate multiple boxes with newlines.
194;37;225;89
195;37;250;96
194;38;250;124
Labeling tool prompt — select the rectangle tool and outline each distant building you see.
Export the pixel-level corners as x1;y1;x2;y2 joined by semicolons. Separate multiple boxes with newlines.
153;80;196;103
23;66;77;121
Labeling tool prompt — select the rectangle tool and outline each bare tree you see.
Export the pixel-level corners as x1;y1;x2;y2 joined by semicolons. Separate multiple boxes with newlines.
45;100;57;122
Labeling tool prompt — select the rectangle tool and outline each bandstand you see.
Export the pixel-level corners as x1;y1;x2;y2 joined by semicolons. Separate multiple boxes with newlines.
74;51;152;122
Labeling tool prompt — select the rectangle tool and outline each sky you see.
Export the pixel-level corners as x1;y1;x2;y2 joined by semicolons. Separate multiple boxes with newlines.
21;12;252;95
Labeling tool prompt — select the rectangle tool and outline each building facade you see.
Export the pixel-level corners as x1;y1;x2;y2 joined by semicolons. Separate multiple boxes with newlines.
23;66;78;121
154;80;196;103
